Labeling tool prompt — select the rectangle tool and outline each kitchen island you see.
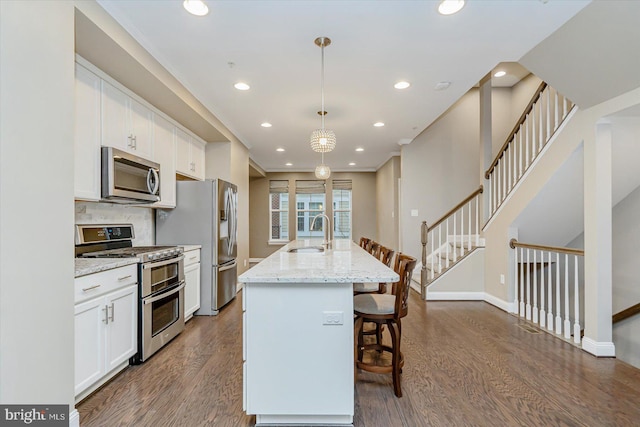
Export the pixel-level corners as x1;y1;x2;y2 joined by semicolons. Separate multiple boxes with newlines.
238;239;398;426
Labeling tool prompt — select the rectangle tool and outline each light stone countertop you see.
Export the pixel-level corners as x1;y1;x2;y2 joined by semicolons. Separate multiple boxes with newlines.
238;239;399;284
75;258;139;278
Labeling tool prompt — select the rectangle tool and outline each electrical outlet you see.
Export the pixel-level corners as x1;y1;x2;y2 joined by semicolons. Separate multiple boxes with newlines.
322;311;344;325
500;274;505;284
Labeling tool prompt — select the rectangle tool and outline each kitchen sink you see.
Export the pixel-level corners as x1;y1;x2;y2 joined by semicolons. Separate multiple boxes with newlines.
287;246;325;253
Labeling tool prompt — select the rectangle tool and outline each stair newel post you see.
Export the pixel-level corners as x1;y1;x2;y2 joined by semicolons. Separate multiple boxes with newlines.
563;253;571;339
421;221;428;301
547;251;554;331
512;239;518;313
540;250;546;328
573;254;581;344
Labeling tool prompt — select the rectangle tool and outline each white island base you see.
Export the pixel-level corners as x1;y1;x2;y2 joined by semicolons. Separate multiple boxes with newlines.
244;281;354;426
240;240;398;426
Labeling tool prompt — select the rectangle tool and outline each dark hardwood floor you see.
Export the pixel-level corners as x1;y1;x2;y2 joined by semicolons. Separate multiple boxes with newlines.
78;290;640;426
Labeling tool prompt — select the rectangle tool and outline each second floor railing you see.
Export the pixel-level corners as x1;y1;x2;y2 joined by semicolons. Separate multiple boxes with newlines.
485;83;575;218
510;239;584;344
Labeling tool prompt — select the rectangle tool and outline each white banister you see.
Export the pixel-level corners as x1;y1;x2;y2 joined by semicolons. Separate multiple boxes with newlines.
485;84;574;219
510;240;583;346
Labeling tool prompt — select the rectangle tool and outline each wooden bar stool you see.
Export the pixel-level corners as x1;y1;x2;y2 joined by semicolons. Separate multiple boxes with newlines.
354;253;417;397
353;245;394;295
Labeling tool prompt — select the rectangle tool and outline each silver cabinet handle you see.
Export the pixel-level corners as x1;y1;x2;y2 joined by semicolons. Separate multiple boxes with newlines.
82;284;101;292
127;134;134;148
117;275;132;281
132;135;137;149
102;306;109;324
108;303;115;322
188;256;197;261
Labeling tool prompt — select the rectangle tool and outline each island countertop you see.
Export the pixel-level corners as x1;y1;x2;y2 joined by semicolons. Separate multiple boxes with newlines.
238;239;399;283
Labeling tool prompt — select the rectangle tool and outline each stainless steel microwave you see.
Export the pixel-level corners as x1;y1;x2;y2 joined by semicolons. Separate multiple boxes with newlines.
101;146;160;204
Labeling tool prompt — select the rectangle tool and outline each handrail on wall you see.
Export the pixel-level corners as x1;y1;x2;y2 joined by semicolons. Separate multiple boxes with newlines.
613;302;640;324
485;82;548;179
509;238;584;257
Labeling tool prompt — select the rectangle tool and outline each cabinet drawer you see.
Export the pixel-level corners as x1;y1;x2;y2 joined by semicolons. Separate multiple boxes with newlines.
184;249;201;266
75;265;137;304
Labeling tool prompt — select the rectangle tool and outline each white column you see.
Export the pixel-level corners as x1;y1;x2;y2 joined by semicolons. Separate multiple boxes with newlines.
582;122;615;357
479;75;492;223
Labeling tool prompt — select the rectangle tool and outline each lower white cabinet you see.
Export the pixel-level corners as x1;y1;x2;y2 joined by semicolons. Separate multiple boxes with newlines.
184;248;201;321
74;264;138;401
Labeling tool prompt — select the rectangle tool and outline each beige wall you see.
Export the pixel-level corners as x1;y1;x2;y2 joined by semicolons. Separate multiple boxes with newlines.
376;156;401;250
400;89;481;260
249;172;377;259
1;0;76;408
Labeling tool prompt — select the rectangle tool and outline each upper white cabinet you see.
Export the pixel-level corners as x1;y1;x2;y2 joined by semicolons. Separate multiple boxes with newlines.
176;128;206;180
101;80;153;159
153;115;177;208
74;63;101;201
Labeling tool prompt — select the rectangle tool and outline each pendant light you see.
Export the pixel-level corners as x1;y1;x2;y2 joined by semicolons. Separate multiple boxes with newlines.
310;37;336;154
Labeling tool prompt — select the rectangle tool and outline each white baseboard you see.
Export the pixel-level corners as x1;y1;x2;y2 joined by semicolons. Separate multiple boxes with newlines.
483;293;512;312
69;409;80;427
582;337;616;357
426;291;484;301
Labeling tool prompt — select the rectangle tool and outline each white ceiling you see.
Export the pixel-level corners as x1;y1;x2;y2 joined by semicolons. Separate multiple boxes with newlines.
96;0;589;172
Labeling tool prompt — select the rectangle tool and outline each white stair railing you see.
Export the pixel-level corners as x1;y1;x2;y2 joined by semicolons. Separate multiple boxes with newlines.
420;187;484;296
510;239;584;344
485;83;575;218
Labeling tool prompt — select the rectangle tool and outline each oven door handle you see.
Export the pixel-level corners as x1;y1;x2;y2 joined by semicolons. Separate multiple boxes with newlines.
143;281;185;305
142;255;184;270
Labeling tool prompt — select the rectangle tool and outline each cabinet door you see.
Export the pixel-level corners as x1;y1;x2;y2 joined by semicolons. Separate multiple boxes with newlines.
175;127;192;176
184;261;201;320
74;296;106;396
129;98;153;159
191;140;206;180
105;285;138;372
101;81;131;152
153;115;177;208
74;63;101;201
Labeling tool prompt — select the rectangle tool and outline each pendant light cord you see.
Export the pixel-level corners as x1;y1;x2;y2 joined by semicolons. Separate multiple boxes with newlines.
321;38;325;130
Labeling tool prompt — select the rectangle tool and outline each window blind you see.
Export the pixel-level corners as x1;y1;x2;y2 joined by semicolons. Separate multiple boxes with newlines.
295;180;325;194
269;180;289;193
332;179;352;191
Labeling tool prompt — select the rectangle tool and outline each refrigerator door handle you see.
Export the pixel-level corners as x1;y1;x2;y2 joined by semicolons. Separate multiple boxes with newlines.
219;260;237;273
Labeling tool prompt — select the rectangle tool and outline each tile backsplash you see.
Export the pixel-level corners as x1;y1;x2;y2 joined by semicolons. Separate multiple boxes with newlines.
75;201;154;246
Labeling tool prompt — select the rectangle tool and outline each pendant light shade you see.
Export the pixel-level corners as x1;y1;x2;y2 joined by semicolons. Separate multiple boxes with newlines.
315;163;331;180
310;129;336;153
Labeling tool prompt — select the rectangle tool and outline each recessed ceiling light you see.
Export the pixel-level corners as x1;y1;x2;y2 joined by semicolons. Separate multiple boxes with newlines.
183;0;209;16
349;162;356;166
234;82;250;91
355;147;364;152
261;122;272;128
494;70;507;78
438;0;465;15
276;148;285;152
285;162;292;166
394;81;411;90
373;122;385;127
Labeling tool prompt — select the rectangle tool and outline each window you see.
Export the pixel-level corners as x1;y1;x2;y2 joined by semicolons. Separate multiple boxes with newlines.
295;180;326;238
332;180;352;239
269;180;289;241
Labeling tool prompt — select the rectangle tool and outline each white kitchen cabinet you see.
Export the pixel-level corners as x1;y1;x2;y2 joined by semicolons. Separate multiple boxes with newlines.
176;127;205;180
74;63;101;201
74;264;138;401
153;115;177;208
183;248;201;321
101;80;153;159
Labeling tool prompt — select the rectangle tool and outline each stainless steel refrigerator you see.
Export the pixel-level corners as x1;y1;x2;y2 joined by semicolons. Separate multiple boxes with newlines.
156;179;238;315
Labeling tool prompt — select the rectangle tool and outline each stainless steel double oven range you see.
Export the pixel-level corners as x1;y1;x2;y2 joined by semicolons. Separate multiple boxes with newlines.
76;224;185;363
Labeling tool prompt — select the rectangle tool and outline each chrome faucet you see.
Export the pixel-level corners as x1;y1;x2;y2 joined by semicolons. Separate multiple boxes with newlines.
311;213;332;249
